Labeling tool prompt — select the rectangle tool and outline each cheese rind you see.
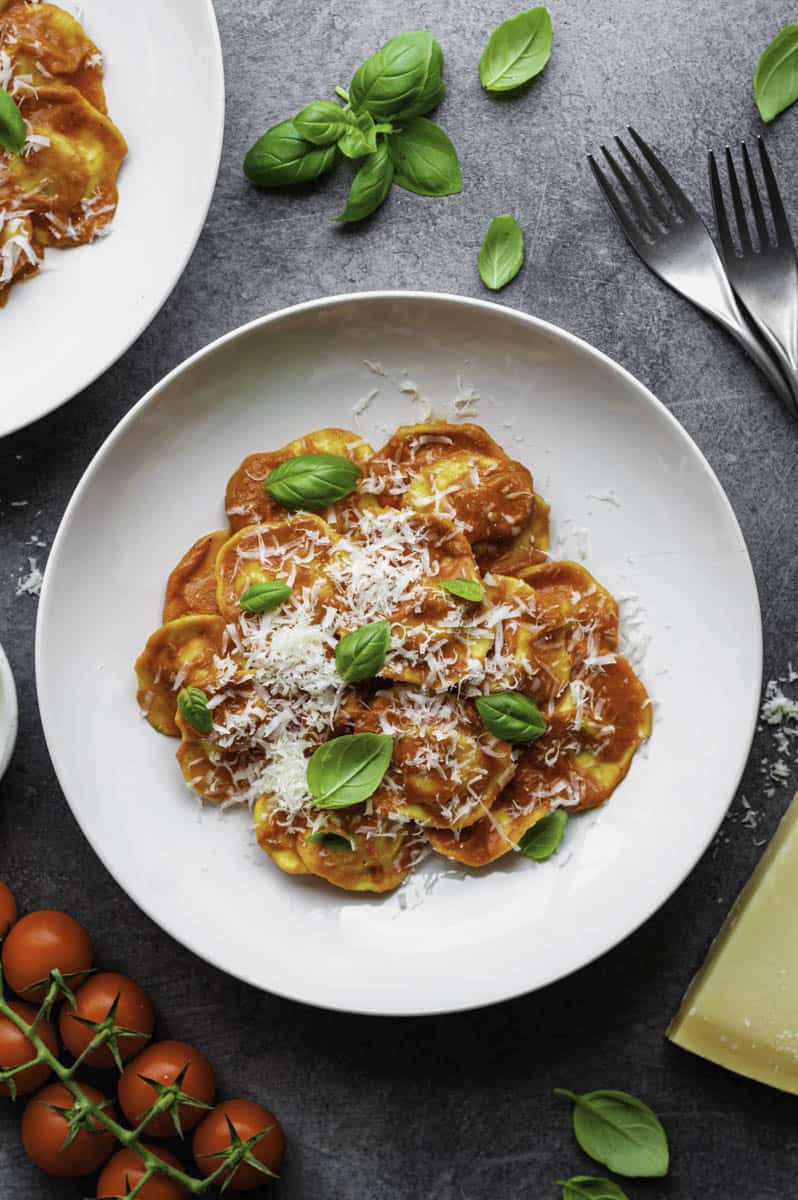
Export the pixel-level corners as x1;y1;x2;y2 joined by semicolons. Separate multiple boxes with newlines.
668;792;798;1093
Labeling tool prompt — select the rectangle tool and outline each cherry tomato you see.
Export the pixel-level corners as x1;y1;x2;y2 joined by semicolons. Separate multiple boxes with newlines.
0;1000;58;1097
96;1143;188;1199
192;1099;285;1190
21;1081;115;1176
118;1040;215;1137
59;972;155;1068
2;910;93;1001
0;880;17;938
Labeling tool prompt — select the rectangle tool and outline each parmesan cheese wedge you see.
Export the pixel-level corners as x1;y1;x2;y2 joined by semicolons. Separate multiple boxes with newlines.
668;792;798;1093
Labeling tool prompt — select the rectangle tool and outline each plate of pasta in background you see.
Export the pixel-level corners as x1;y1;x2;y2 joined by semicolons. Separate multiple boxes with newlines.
36;292;762;1015
0;0;223;438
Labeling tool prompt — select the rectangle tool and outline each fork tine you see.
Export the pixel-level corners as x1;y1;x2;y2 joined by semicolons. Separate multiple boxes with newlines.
741;142;769;249
708;150;736;262
626;126;692;219
614;135;670;227
725;147;752;254
599;144;655;237
758;137;794;248
588;154;645;250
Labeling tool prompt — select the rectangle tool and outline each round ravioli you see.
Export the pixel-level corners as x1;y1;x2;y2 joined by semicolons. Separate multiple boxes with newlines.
514;560;619;663
163;530;229;622
481;574;571;704
426;780;552;867
215;514;337;622
135;615;227;736
354;687;516;831
225;429;373;532
475;493;551;571
295;813;424;893
402;449;534;544
253;796;308;876
0;2;106;112
176;704;267;809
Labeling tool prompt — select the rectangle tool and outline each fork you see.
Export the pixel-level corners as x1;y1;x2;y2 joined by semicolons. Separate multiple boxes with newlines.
588;127;795;413
709;138;798;407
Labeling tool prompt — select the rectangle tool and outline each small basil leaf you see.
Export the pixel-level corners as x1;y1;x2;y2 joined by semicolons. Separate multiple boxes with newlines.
243;118;337;187
440;579;485;602
240;581;292;613
556;1178;629;1200
350;31;445;121
307;733;393;809
0;89;25;153
518;809;568;861
305;830;356;852
754;25;798;122
479;214;525;290
554;1089;669;1179
294;100;349;145
479;7;553;93
264;453;362;510
388;117;462;197
337;142;394;222
177;687;212;736
336;620;391;682
475;693;547;743
338;110;378;159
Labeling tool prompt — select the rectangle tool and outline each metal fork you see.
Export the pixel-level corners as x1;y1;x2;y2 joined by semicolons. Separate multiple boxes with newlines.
588;127;794;413
709;138;798;405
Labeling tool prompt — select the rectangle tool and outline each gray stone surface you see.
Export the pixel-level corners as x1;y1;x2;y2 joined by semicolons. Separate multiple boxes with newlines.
1;0;798;1195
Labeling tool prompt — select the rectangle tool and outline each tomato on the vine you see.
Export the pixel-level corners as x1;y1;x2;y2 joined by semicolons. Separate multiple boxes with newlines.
0;1000;58;1097
96;1143;188;1199
59;972;155;1068
192;1099;285;1190
21;1081;116;1176
0;880;17;938
2;910;93;1001
118;1040;215;1137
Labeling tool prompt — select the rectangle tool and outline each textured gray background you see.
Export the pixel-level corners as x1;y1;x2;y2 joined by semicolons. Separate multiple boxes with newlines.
2;0;798;1196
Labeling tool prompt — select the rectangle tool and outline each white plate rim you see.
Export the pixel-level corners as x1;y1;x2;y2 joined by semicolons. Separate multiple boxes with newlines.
0;643;18;782
35;290;763;1014
0;0;225;440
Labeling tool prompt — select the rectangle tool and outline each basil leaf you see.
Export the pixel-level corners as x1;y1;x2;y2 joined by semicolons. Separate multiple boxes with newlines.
0;89;25;154
338;110;378;159
479;214;525;290
305;830;356;852
264;453;361;510
244;119;337;187
475;693;547;743
440;579;485;602
177;687;212;736
335;620;391;682
294;100;349;145
350;31;445;121
557;1178;629;1200
388;117;462;197
337;142;394;222
754;25;798;122
239;581;292;613
479;7;553;93
518;809;568;861
554;1089;669;1179
307;733;393;809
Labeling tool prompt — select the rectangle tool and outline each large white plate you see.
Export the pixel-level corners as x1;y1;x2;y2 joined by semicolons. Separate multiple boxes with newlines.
36;293;762;1015
0;0;224;439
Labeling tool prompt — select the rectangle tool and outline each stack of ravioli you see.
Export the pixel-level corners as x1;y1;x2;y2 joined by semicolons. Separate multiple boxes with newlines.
0;0;126;304
136;422;651;894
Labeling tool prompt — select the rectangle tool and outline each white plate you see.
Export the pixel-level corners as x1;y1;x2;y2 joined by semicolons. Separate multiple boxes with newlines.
0;644;18;782
36;293;762;1016
0;0;224;439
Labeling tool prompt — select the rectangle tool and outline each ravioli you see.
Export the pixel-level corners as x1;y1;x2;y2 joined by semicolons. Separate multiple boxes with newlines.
296;813;423;893
475;493;551;572
481;573;571;704
254;796;309;876
426;782;551;867
135;615;227;737
0;1;106;112
514;560;619;660
163;530;229;622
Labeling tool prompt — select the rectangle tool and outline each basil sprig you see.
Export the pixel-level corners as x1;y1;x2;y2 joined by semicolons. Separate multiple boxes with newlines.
388;117;462;197
338;142;394;223
338;110;379;159
440;579;484;602
264;453;361;510
177;687;212;736
243;119;338;186
307;733;393;809
754;25;798;122
479;7;553;93
0;89;25;154
239;581;292;613
554;1089;670;1179
475;693;547;743
305;830;356;852
518;809;568;861
556;1179;629;1200
335;620;391;683
479;214;525;290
